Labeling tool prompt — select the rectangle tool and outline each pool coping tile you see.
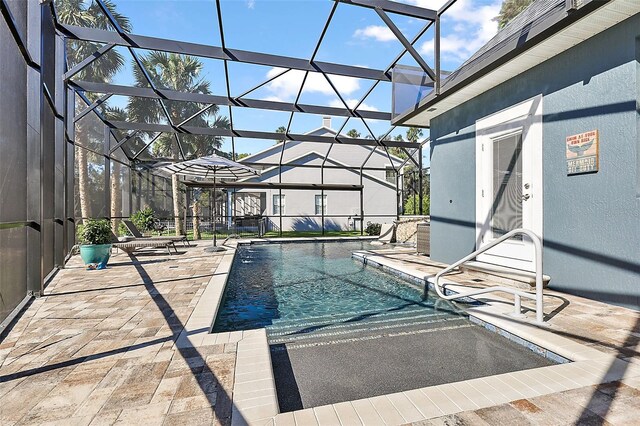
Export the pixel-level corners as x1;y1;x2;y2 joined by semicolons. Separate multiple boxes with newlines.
368;395;406;425
331;401;363;426
312;405;340;426
350;398;386;425
385;392;425;423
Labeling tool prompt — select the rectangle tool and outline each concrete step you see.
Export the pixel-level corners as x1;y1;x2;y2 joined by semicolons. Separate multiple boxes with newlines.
460;261;551;290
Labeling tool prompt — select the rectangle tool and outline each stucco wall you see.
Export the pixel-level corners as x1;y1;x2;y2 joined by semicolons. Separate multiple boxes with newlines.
429;14;640;308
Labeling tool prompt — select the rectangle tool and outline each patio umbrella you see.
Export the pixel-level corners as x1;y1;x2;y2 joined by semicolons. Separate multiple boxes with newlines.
160;154;259;250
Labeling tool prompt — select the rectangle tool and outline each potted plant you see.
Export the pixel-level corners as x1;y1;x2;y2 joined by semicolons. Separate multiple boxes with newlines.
77;219;113;270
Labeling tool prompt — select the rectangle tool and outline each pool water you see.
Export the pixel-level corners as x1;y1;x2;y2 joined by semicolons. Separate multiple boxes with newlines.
212;241;464;335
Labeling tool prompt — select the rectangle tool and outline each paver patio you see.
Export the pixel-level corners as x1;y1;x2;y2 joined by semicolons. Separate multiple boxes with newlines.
0;244;237;425
0;242;639;425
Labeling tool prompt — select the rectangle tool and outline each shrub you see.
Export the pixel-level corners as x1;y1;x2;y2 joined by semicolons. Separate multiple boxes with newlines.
131;207;156;233
77;219;112;245
365;221;382;236
118;221;129;237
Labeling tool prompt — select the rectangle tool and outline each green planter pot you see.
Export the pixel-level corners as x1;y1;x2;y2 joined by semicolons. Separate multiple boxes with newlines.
79;244;112;270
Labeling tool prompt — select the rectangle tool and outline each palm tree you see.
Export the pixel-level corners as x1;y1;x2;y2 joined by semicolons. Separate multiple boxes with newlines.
388;134;408;160
127;52;229;235
346;129;360;138
404;127;427;214
406;127;423;143
190;188;204;240
56;0;131;220
275;126;287;143
494;0;533;28
103;107;129;234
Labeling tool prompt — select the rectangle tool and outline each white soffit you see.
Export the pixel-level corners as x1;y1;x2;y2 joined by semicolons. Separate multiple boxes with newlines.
404;0;640;127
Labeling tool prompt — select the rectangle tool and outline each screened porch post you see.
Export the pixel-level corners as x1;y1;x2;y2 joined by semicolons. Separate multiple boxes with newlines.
418;145;423;215
278;189;283;237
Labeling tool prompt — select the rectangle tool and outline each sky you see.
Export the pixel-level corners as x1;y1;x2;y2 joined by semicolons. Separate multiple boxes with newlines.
95;0;503;160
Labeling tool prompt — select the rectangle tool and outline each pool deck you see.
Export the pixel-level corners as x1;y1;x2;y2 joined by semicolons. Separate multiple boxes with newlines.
0;239;639;425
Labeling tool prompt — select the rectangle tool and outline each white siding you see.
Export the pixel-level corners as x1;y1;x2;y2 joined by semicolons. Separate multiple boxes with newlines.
235;127;404;231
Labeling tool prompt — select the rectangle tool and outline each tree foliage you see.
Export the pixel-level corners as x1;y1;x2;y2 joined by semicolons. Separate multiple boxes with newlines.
403;195;430;216
275;126;287;143
495;0;534;28
56;0;131;220
56;0;131;84
346;129;360;138
364;222;382;236
406;127;423;143
131;207;156;233
127;51;229;160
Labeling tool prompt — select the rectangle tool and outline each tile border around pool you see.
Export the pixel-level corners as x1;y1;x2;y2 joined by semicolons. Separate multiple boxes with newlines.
192;239;640;426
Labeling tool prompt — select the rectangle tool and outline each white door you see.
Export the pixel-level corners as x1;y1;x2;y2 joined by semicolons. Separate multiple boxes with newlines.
475;95;543;272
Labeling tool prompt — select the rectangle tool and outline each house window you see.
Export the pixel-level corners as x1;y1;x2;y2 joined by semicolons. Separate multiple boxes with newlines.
386;167;396;184
273;194;285;215
315;194;327;215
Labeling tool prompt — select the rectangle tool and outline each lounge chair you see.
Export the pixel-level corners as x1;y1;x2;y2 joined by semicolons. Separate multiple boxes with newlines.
110;232;178;255
370;223;395;246
123;219;190;247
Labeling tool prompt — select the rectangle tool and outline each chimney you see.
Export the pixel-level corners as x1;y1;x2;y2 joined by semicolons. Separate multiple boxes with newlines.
322;116;331;129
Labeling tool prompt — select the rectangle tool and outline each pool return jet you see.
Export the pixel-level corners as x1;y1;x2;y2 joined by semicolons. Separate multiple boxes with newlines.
160;154;260;252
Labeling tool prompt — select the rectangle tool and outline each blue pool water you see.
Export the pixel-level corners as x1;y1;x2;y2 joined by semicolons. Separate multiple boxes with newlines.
211;241;463;334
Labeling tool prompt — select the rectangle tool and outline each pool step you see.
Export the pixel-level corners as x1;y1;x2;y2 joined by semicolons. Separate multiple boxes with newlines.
267;316;467;346
266;309;465;345
268;314;449;337
460;261;551;290
267;309;450;336
267;304;455;331
271;320;474;350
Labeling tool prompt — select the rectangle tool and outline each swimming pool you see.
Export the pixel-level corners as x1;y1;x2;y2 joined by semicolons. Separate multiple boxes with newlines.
213;241;557;410
212;240;466;340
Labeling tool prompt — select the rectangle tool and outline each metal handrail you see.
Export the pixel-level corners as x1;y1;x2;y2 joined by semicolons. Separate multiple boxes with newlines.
434;228;545;324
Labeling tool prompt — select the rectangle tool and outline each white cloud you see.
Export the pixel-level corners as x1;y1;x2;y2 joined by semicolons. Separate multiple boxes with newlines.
353;25;396;42
409;0;451;9
353;0;501;65
329;99;379;111
261;95;285;103
263;68;361;102
246;0;255;9
410;0;502;63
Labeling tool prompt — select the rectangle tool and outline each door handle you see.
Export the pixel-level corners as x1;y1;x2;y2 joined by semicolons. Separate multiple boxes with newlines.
522;194;531;201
